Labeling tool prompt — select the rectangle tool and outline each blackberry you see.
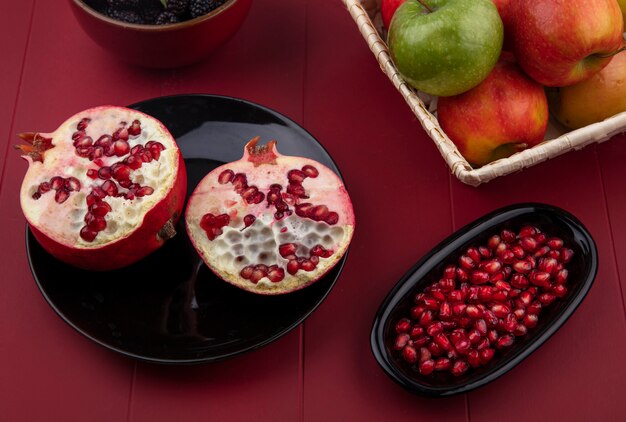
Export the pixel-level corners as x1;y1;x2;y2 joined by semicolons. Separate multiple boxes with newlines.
107;0;140;9
155;11;180;24
189;0;224;18
165;0;190;17
140;0;163;24
106;7;143;23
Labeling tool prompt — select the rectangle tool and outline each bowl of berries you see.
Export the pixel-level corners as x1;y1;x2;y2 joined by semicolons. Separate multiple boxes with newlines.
70;0;253;68
371;203;598;396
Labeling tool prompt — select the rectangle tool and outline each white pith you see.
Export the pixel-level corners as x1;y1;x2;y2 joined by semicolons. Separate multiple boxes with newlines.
20;106;180;248
185;150;355;294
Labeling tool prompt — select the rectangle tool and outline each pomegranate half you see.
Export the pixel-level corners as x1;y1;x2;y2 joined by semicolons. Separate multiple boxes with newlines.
185;137;355;295
17;106;187;271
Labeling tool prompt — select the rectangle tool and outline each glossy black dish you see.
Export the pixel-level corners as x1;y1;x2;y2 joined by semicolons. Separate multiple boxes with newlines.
370;203;598;397
27;94;348;364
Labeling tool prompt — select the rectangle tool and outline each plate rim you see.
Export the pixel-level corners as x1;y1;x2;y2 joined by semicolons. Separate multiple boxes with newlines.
26;93;351;365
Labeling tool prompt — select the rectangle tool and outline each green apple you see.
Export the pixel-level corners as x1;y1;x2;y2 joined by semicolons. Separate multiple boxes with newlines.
388;0;503;97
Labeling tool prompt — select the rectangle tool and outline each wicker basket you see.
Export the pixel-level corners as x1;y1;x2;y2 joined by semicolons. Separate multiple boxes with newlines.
344;0;626;186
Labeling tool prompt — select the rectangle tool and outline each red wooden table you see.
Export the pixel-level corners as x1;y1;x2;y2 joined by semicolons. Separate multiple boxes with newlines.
2;1;626;421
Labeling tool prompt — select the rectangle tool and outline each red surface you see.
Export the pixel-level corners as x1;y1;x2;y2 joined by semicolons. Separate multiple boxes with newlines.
1;1;625;421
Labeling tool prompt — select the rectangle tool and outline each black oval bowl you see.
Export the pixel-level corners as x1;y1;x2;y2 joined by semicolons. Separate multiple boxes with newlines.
370;203;598;397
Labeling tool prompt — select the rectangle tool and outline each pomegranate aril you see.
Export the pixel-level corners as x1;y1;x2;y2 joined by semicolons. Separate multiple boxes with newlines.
554;269;568;285
77;117;90;131
439;302;452;320
538;293;556;306
501;229;516;243
471;270;490;285
479;348;495;364
426;321;443;337
434;357;452;371
488;235;501;249
101;180;118;197
552;284;567;297
114;140;130;156
474;319;488;335
136;186;154;197
287;169;307;183
87;216;106;232
422;297;439;310
409;325;425;339
523;314;538;328
534;246;550;257
527;301;542;315
419;347;432;362
520;236;538;252
90;201;111;217
301;165;319;178
418;359;435;375
513;260;532;274
514;324;528;337
111;164;131;181
468;329;482;345
427;341;443;356
443;265;457;280
478;286;493;301
456;267;469;282
410;305;425;320
55;189;70;204
496;334;515;349
287;260;299;275
529;271;551;288
434;333;452;351
467;350;481;367
98;166;112;179
491;304;511;318
559;248;574;263
79;226;97;242
511;245;525;259
419;310;434;326
279;243;297;258
478;246;492;258
113;127;129;141
451;360;469;376
459;255;475;270
325;212;339;225
547;237;564;250
128;120;141;136
267;268;285;283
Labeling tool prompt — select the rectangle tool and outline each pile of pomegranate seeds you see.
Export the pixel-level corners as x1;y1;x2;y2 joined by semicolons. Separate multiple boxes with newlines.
392;226;573;377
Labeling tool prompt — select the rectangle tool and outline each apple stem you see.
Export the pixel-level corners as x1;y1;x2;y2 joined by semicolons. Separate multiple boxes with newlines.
596;46;626;59
416;0;433;13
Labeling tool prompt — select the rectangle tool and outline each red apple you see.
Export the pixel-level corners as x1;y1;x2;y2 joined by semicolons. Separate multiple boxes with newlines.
382;0;406;30
511;0;624;87
492;0;513;50
437;55;549;167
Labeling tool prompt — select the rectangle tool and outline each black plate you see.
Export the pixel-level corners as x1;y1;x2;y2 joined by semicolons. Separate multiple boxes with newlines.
371;203;598;397
27;94;348;364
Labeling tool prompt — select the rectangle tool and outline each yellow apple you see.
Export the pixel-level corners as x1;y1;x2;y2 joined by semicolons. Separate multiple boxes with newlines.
618;0;626;28
550;51;626;130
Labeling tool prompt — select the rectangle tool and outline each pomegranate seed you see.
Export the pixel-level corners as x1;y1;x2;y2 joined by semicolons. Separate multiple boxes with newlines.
426;321;443;336
90;201;111;217
488;235;501;249
452;302;467;316
431;289;446;301
547;237;564;250
250;269;266;283
478;246;492;258
495;242;508;257
519;226;538;238
471;270;490;285
474;319;488;335
468;329;482;345
418;359;435;374
534;246;550;257
438;278;455;292
113;127;129;141
101;180;118;197
111;164;131;181
465;305;483;319
523;314;538;328
77;117;90;131
54;189;70;204
496;334;515;349
501;229;516;243
548;249;560;260
438;302;451;320
552;284;567;297
267;268;285;283
538;293;556;306
513;308;526;320
136;186;154;197
302;165;319;178
428;341;443;356
79;226;97;242
279;243;297;257
98;167;112;180
554;269;568;285
114;140;130;156
502;313;518;333
456;267;469;282
513;260;532;274
459;255;475;270
476;338;490;350
419;347;432;362
434;357;452;371
511;245;525;259
527;301;542;315
492;290;509;302
394;333;411;350
451;360;469;376
409;325;424;339
87;216;106;232
301;260;316;272
521;236;538;252
63;177;80;192
434;333;452;351
410;306;425;320
419;310;434;326
467;247;481;263
538;257;559;274
422;297;439;310
325;212;339;225
479;348;495;364
394;319;411;334
559;248;574;263
491;304;510;318
287;260;299;275
477;286;493;301
413;336;430;347
287;183;306;197
287;169;307;183
514;324;528;337
487;329;499;343
128;120;141;136
444;265;457;279
529;271;551;288
482;259;502;274
467;350;481;367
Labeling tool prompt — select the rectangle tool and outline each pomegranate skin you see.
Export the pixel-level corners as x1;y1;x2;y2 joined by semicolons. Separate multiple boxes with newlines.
19;106;187;271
